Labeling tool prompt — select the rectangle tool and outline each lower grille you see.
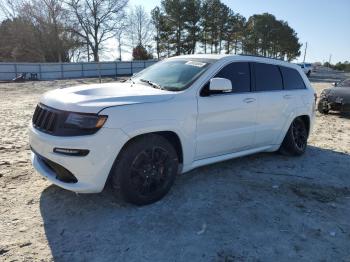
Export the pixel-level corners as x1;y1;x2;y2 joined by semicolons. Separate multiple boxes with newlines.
32;104;58;133
38;154;78;183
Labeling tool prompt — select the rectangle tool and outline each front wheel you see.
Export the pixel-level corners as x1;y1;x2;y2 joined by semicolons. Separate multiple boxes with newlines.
317;98;329;114
279;118;308;156
111;134;179;206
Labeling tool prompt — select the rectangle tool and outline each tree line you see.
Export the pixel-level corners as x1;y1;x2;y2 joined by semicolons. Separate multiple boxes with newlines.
324;61;350;72
0;0;302;63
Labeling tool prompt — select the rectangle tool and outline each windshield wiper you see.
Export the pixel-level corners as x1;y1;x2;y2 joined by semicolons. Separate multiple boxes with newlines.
140;79;164;90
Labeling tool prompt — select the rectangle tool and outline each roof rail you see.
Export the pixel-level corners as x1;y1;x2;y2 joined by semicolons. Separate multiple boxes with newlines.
238;54;285;61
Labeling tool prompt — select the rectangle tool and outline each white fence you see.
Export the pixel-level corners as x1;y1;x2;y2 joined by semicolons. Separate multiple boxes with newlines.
0;60;158;81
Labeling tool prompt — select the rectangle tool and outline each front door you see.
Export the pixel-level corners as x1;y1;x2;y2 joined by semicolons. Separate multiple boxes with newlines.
195;62;257;160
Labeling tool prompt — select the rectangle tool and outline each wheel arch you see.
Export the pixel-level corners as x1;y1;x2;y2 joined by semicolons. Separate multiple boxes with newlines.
276;113;312;147
117;130;184;164
298;114;311;137
105;130;185;190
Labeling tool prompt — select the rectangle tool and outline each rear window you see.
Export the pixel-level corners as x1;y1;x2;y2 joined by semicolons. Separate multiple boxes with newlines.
280;66;306;90
254;63;283;91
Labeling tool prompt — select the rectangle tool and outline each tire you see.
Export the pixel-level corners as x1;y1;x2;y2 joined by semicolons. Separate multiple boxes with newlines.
317;98;329;114
111;134;179;206
279;118;308;156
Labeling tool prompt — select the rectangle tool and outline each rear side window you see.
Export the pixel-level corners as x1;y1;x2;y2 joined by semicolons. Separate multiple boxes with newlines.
280;66;306;90
215;62;251;93
254;63;283;91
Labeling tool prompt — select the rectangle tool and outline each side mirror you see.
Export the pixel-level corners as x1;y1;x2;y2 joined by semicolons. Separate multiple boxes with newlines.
209;78;232;92
332;82;338;87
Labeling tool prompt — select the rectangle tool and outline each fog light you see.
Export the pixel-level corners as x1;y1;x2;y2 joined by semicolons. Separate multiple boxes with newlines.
53;147;89;156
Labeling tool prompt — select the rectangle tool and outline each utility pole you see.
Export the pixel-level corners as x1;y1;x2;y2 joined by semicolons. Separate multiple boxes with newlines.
87;43;90;62
303;42;308;63
328;54;332;66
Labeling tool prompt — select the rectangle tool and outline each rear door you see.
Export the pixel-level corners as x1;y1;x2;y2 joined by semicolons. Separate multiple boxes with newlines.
253;62;295;147
195;62;258;160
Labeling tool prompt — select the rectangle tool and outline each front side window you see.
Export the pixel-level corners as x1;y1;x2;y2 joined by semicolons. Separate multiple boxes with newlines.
214;62;251;93
280;66;306;90
200;62;251;96
255;63;283;91
132;59;213;91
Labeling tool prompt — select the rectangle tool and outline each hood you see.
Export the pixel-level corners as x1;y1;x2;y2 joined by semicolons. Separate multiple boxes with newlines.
324;87;350;103
40;82;175;113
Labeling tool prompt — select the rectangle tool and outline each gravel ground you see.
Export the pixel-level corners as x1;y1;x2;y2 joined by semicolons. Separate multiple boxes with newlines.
0;69;350;262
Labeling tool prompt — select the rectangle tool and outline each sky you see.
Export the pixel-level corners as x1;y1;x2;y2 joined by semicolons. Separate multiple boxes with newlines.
1;0;348;63
124;0;350;63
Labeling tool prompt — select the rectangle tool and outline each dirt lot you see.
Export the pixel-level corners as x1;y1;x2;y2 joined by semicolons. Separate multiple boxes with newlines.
1;69;350;262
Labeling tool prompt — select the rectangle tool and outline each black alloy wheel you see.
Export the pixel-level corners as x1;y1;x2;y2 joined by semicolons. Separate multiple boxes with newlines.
130;147;173;197
111;134;179;205
291;119;308;152
279;117;308;156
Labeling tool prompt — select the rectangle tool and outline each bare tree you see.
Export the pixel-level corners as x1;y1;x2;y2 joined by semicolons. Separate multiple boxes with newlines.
65;0;128;62
21;0;80;62
127;5;152;48
115;16;127;61
0;0;81;62
0;0;21;19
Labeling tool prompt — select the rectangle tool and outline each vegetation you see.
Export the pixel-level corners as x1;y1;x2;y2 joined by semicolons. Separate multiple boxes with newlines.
0;0;80;62
151;0;301;61
0;0;302;62
324;61;350;72
132;44;153;60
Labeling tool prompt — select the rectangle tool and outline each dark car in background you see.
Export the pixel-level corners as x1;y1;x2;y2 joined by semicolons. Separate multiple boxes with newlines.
318;78;350;114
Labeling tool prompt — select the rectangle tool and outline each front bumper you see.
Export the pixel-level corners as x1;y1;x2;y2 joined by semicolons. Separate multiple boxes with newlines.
320;96;350;112
29;124;129;193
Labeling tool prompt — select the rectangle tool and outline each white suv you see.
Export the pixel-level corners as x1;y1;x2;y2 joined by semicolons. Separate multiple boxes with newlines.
29;55;316;205
298;63;313;77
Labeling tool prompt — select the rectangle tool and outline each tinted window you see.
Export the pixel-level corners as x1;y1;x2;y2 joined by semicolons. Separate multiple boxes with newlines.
255;63;283;91
214;62;251;93
280;66;306;90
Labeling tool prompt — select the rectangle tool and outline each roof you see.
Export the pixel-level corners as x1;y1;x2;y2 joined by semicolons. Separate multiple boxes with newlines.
170;54;298;69
171;54;230;60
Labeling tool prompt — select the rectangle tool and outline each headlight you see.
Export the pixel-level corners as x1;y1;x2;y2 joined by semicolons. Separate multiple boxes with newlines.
320;89;331;97
32;103;109;136
64;113;107;129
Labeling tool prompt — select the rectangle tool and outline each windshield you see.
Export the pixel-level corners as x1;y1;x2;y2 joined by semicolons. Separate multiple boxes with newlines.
338;78;350;87
132;58;214;91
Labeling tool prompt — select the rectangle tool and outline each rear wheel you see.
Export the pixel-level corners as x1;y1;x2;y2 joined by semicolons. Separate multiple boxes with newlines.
111;134;179;205
279;118;308;156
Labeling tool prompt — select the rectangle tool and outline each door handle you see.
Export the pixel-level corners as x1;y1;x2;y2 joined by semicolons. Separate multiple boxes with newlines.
283;94;293;99
243;98;256;103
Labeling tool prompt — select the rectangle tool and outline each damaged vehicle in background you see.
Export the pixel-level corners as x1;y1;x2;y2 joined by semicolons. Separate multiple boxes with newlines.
318;78;350;114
